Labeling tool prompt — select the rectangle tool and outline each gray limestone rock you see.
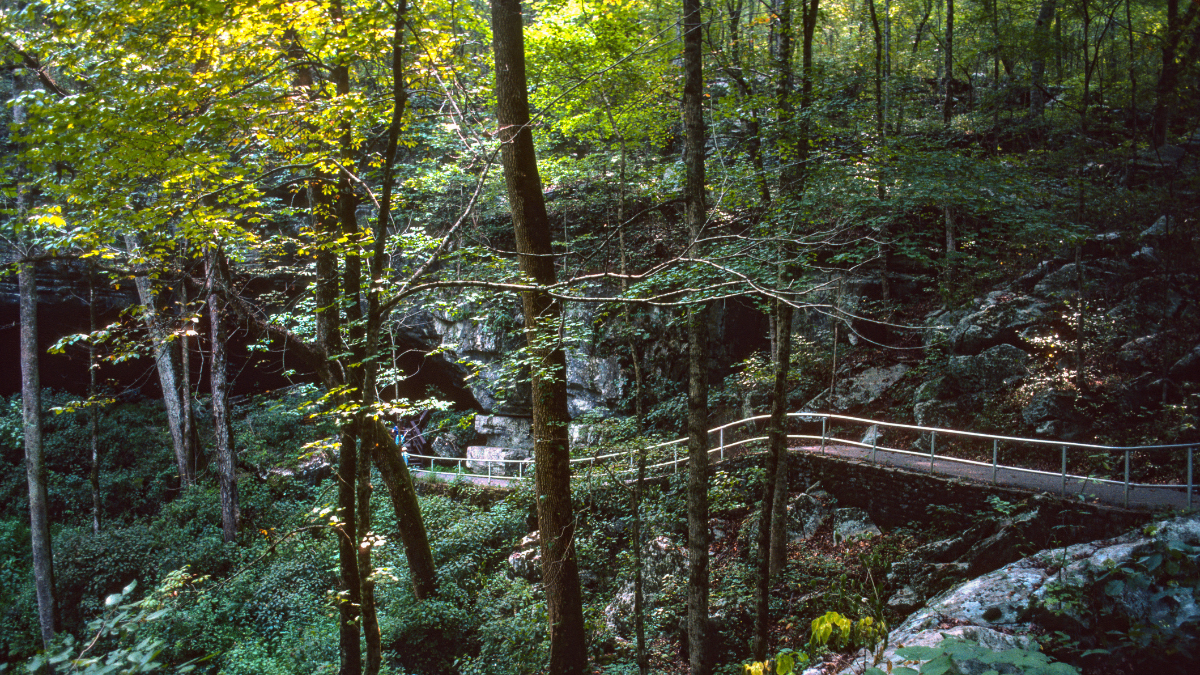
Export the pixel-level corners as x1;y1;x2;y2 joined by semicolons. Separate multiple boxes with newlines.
507;532;541;581
430;431;468;460
465;445;532;477
948;344;1029;393
604;536;686;637
1141;215;1177;239
1169;344;1200;382
830;365;910;411
475;414;532;450
842;514;1200;675
831;507;881;545
950;297;1049;355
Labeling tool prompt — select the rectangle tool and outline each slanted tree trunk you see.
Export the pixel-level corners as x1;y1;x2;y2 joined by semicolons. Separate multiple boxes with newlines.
683;0;711;671
127;236;194;488
206;247;239;543
491;2;588;672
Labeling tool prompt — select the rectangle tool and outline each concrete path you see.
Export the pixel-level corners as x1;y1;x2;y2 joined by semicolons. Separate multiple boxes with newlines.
795;443;1196;511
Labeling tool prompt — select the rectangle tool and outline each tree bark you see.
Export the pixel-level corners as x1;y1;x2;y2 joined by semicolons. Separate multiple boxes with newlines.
21;258;58;649
491;2;588;672
88;263;102;535
753;297;793;659
206;247;239;544
943;0;955;125
1029;0;1057;117
1150;0;1200;146
767;300;794;578
683;0;711;671
126;236;195;488
15;71;58;648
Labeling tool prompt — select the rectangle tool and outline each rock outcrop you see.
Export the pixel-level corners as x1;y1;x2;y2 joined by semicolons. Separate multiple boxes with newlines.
839;513;1200;674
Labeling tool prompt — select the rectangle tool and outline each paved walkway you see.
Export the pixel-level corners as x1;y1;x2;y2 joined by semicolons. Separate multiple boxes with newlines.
412;445;1196;511
796;443;1195;511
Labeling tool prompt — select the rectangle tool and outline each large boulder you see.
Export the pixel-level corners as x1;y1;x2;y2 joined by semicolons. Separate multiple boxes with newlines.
1021;389;1088;438
846;514;1200;675
475;414;533;450
947;344;1029;393
465;445;532;477
508;532;541;581
565;353;622;418
830;365;910;411
429;431;469;460
604;536;687;637
831;507;881;545
1169;344;1200;382
950;296;1049;355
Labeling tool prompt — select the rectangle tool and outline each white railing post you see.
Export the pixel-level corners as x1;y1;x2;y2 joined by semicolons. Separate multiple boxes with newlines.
929;431;936;473
1061;446;1067;497
992;440;998;484
674;447;678;474
821;417;827;454
1124;450;1130;509
871;430;877;464
720;428;725;461
488;461;492;482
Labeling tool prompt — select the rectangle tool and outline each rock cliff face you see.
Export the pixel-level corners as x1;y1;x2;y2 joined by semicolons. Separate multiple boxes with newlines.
835;513;1200;674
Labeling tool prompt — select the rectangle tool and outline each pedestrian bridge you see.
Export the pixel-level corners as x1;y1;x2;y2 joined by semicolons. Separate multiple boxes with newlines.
409;412;1197;511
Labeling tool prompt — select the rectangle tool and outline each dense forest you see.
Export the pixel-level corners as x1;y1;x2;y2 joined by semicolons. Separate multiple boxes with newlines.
1;0;1198;673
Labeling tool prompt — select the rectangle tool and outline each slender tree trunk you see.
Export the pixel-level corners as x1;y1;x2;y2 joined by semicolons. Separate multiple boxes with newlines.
943;0;955;124
726;0;771;205
753;297;793;659
14;72;58;650
88;263;101;535
633;446;648;675
21;259;58;649
1027;0;1056;116
178;279;199;480
767;301;794;578
491;2;588;672
683;0;711;671
127;240;194;488
206;247;239;543
357;424;380;675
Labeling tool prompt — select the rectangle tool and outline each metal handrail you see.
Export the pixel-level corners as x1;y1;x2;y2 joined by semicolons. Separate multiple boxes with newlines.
406;410;1197;510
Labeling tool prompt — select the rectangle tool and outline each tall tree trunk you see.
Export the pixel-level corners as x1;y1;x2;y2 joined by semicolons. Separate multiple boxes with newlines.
326;4;363;674
943;0;955;124
767;300;794;578
753;297;793;659
1150;0;1199;146
868;0;891;301
726;0;771;205
683;1;711;672
633;445;649;675
1030;0;1057;117
88;263;101;535
491;2;588;672
206;247;239;544
16;70;57;641
21;257;57;650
